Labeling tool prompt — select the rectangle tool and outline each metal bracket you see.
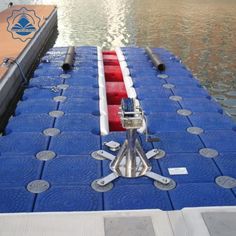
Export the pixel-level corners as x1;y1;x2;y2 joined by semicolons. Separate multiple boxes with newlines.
91;150;115;161
96;173;119;186
91;98;176;192
146;149;160;159
145;171;171;184
104;141;121;151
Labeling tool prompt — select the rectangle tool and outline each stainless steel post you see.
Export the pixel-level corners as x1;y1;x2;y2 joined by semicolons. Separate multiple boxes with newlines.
126;129;137;177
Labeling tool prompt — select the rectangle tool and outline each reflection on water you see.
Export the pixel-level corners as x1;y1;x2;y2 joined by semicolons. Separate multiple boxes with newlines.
0;0;236;117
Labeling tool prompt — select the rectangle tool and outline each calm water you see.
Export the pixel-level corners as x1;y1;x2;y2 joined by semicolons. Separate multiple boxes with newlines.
1;0;236;118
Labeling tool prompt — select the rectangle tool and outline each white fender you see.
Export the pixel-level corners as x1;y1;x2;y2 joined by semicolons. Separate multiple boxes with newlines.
97;47;109;135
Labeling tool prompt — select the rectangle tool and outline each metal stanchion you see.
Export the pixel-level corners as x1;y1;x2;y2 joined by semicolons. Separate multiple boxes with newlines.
91;98;176;192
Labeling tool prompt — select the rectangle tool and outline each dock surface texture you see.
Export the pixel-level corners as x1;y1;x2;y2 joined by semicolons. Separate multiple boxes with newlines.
0;46;235;213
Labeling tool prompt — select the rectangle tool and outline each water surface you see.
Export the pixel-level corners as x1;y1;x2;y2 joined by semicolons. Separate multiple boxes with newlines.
1;0;236;117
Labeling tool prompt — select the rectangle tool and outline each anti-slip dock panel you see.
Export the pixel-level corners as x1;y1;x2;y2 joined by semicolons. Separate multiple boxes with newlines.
55;114;100;133
129;70;157;78
34;186;103;212
0;188;35;213
188;112;235;130
0;46;235;213
5;114;54;133
0;155;43;187
29;76;64;87
132;78;165;88
22;87;61;100
42;155;101;186
140;99;181;113
63;87;99;99
162;75;201;86
63;76;98;86
172;86;210;98
59;98;99;114
169;183;236;210
146;113;191;132
49;132;100;155
215;153;236;178
68;70;98;81
179;98;223;113
153;131;204;153
136;87;172;99
103;184;173;211
0;133;49;155
15;100;58;115
200;130;236;152
34;68;64;77
158;153;221;184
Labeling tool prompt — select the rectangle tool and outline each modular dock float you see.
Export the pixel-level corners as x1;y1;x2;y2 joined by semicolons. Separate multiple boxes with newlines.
0;46;235;235
0;5;57;129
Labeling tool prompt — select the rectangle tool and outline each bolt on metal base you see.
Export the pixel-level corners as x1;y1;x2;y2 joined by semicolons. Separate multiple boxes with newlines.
91;133;174;192
91;98;175;192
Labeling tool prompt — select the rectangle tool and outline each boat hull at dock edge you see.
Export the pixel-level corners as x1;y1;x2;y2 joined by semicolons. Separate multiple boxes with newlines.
0;5;57;130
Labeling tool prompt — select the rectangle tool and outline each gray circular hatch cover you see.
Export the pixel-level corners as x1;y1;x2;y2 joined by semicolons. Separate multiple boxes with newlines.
53;96;67;102
43;128;61;137
157;74;168;79
49;110;64;118
27;180;50;193
36;150;56;161
177;109;192;116
199;148;218;158
187;127;204;135
163;83;175;89
169;95;182;102
215;176;236;189
154;179;176;191
91;179;113;192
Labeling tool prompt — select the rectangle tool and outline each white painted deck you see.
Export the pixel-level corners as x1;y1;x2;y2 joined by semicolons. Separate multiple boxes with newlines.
0;206;235;235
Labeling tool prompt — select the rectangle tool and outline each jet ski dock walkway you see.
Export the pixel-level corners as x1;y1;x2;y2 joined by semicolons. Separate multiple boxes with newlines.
0;46;235;213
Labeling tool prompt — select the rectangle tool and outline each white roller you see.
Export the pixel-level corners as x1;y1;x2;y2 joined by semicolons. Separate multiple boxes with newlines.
99;88;107;115
116;47;146;134
119;60;128;68
115;47;125;61
97;47;103;61
97;47;109;135
98;75;105;88
126;87;137;98
123;76;133;88
122;67;130;76
98;67;104;77
100;114;109;136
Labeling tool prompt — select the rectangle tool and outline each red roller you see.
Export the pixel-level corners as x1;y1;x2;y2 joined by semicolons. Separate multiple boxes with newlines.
106;82;128;105
104;65;123;82
102;50;128;131
103;54;120;65
103;51;116;55
108;105;125;131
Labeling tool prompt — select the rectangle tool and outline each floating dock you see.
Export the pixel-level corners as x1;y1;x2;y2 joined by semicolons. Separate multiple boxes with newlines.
0;46;235;212
0;5;57;129
0;45;236;235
